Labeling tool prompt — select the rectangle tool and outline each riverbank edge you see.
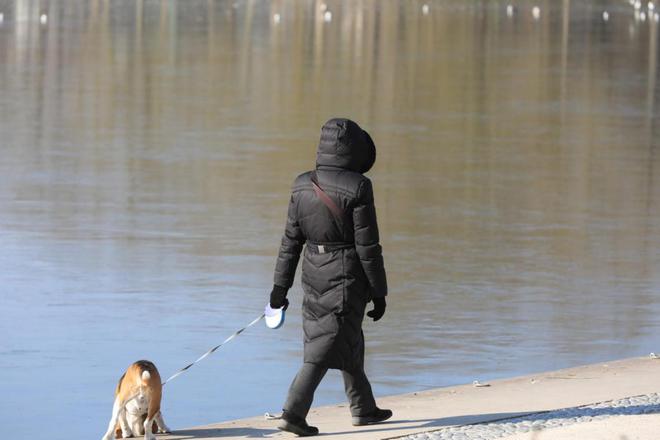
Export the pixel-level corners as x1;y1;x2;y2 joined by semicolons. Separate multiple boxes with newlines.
161;356;660;440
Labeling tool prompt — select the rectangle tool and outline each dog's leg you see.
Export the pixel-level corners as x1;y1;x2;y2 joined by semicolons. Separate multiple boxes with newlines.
118;408;133;438
143;403;159;440
132;415;144;436
101;397;122;440
154;411;171;434
142;417;156;440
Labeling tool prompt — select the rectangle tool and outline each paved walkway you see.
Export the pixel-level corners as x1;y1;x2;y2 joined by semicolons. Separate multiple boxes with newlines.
161;357;660;440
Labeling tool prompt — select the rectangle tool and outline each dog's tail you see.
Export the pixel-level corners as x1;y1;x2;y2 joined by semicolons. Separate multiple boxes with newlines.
134;360;157;385
134;369;151;388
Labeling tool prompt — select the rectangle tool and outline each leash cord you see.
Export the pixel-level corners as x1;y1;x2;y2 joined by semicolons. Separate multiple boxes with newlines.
162;313;265;385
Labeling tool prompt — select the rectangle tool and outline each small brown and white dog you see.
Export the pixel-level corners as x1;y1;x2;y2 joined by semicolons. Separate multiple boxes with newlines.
101;360;171;440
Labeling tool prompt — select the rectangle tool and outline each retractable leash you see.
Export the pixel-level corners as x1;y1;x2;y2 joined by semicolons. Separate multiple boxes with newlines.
162;313;264;385
161;304;287;385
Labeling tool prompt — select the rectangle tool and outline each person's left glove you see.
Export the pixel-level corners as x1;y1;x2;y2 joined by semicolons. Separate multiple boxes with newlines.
367;297;386;321
269;285;289;310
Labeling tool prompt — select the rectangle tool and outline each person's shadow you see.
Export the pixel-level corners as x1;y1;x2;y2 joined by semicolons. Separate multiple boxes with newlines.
160;412;527;438
320;412;532;436
165;427;278;439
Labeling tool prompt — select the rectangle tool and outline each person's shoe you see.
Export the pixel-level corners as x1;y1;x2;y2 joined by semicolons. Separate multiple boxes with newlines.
277;411;319;437
351;408;393;426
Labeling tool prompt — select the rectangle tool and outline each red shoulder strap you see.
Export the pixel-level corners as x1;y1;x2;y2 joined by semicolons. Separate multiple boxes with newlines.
310;171;347;223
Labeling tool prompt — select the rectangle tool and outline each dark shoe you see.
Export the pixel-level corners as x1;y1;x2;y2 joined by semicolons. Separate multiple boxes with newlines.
352;408;393;426
277;411;319;437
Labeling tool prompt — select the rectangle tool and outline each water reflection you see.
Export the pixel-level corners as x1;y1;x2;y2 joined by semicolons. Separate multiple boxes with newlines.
0;0;659;439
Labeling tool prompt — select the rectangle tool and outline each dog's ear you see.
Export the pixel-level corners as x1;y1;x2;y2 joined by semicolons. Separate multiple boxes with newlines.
115;373;126;395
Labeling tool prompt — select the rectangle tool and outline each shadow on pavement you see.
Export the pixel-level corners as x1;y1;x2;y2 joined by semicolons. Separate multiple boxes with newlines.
322;411;532;436
165;427;279;439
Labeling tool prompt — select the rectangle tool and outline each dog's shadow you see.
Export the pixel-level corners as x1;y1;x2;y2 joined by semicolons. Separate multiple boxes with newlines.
165;427;278;439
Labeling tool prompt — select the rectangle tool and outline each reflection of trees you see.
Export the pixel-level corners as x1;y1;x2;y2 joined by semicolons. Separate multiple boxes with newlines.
1;0;659;357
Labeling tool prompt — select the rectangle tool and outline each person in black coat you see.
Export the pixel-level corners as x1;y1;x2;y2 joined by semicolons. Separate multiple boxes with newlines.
269;118;392;436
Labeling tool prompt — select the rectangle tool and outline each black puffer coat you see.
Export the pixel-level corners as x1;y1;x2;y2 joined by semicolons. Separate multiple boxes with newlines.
274;118;387;371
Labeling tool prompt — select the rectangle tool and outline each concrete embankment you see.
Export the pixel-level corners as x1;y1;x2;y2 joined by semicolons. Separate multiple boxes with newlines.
162;356;660;440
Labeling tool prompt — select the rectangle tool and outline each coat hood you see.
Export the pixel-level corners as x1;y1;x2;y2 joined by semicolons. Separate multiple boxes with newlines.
315;118;376;174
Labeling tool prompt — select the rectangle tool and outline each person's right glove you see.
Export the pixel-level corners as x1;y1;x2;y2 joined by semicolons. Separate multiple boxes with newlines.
269;285;289;310
366;297;386;322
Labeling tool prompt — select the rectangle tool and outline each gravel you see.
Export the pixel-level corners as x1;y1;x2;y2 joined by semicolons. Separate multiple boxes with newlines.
395;393;660;440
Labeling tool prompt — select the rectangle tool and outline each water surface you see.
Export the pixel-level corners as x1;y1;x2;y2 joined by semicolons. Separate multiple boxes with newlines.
1;0;659;438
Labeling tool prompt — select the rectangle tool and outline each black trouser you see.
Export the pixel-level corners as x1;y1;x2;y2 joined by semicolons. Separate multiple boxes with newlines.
283;362;377;419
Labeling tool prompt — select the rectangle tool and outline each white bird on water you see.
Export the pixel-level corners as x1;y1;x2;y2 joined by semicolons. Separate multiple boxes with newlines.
649;2;655;11
273;13;281;24
532;6;540;20
0;13;4;23
603;11;609;21
40;13;47;24
323;11;332;22
506;4;514;17
422;4;429;15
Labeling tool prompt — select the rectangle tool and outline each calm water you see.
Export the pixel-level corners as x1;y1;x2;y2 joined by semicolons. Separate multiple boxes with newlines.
1;0;659;438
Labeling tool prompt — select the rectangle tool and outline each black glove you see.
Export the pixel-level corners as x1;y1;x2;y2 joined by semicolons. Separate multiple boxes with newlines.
366;297;386;322
269;285;289;310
